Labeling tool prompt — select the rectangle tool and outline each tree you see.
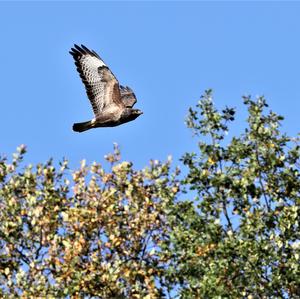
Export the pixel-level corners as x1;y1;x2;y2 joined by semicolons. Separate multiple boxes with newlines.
0;91;299;298
166;90;300;298
0;144;179;298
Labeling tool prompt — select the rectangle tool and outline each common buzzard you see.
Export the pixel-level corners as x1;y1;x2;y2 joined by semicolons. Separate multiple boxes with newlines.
70;44;143;132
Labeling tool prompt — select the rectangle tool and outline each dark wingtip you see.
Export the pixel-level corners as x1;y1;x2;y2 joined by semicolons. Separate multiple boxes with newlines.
74;44;82;51
81;44;90;52
82;44;101;58
92;50;100;59
69;46;81;57
70;44;100;59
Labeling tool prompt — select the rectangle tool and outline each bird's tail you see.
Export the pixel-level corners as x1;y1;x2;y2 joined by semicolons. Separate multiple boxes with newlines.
73;120;93;133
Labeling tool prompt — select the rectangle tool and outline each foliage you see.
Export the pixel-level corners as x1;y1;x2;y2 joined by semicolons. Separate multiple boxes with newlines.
0;144;179;298
167;90;300;298
0;91;299;298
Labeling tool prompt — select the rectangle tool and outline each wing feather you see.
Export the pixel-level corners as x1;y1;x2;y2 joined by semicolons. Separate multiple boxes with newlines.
120;85;137;108
70;44;121;117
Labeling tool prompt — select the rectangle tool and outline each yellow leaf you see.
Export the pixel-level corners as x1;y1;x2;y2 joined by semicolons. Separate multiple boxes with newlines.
62;240;71;249
61;211;69;221
123;268;131;277
208;157;215;165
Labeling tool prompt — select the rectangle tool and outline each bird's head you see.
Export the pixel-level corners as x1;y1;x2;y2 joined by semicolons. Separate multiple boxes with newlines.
133;109;143;116
130;109;143;120
121;108;143;123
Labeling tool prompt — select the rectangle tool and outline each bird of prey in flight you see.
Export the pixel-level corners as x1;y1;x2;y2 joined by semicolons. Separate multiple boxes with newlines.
70;44;143;132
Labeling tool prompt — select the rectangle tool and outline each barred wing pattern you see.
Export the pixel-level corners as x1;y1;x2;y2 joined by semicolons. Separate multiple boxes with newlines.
70;44;121;118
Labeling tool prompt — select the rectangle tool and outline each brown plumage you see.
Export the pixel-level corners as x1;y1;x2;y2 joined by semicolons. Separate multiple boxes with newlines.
70;44;143;132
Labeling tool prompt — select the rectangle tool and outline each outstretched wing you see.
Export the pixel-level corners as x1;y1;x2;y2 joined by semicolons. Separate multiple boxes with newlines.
120;85;137;108
70;44;122;117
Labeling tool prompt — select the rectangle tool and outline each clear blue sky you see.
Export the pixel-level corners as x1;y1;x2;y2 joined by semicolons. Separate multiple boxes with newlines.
1;2;300;169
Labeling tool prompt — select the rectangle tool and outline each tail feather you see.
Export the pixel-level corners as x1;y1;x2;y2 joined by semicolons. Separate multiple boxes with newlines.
73;120;93;133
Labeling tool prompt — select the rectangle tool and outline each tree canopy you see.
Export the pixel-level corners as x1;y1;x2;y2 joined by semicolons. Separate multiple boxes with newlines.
0;91;299;298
